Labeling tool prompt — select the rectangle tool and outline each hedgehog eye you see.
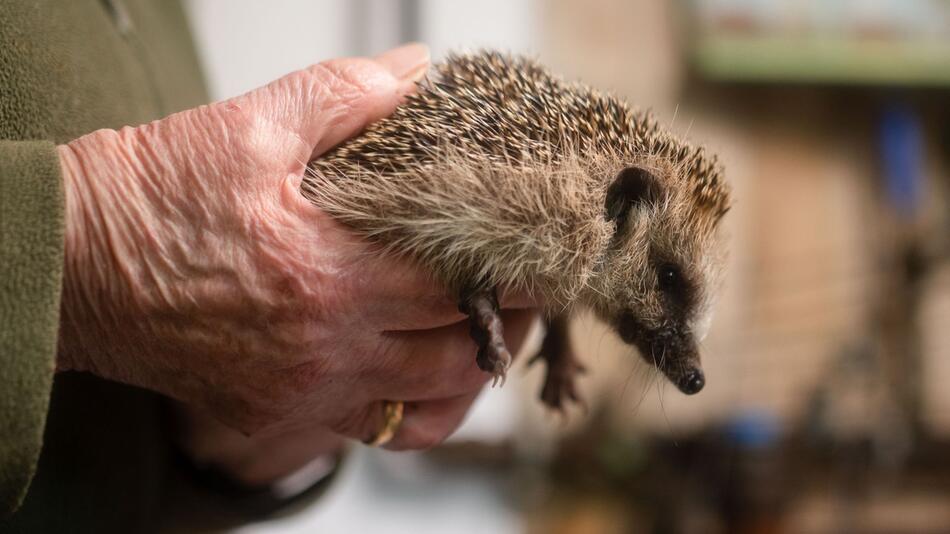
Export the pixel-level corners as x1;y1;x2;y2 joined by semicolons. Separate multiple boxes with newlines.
657;263;681;293
604;166;661;225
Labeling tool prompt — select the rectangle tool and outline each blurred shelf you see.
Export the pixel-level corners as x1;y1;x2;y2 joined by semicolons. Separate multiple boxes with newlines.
694;36;950;87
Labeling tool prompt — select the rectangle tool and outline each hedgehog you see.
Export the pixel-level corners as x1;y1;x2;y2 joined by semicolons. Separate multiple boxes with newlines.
302;51;731;409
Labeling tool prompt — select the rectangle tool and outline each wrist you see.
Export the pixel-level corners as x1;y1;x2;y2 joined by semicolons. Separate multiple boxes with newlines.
56;137;102;373
55;127;151;376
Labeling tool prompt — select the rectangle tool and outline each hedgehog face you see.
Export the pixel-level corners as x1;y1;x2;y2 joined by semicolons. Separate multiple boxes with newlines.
593;165;726;395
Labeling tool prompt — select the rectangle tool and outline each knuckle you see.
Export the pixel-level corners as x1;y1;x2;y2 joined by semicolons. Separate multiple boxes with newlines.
305;58;388;105
330;405;377;443
400;424;449;451
227;397;288;436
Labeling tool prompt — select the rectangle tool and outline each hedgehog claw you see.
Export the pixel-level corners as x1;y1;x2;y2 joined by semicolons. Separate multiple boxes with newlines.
485;352;509;388
491;366;508;388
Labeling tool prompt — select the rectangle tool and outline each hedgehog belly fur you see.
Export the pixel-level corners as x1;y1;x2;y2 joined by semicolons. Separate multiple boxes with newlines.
304;149;614;311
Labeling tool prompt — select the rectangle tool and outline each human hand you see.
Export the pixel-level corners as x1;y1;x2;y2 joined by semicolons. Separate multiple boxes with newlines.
56;44;538;456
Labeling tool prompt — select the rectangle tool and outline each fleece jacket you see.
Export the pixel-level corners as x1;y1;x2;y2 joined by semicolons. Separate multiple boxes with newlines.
1;0;207;530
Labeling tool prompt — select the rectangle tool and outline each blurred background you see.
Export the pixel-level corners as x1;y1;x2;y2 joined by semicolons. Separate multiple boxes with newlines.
180;1;950;532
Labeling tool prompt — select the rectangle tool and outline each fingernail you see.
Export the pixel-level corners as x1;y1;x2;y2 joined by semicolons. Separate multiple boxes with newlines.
375;43;430;82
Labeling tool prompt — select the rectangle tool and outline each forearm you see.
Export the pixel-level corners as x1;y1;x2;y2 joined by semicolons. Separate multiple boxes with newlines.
56;131;142;377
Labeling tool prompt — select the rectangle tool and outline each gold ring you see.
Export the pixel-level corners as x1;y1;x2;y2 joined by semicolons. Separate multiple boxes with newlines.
366;400;404;447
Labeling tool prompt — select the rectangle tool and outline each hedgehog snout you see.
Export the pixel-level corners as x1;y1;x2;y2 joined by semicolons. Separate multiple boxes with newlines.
660;345;705;395
677;367;705;395
616;311;705;395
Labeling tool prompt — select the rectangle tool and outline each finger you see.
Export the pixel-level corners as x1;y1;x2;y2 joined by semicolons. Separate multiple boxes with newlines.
348;255;539;331
238;43;429;158
369;308;539;401
347;256;466;330
383;392;481;451
374;42;431;85
331;309;536;445
310;44;429;156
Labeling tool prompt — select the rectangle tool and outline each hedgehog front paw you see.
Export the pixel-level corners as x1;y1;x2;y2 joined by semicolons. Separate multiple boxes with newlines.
461;288;511;387
477;343;511;387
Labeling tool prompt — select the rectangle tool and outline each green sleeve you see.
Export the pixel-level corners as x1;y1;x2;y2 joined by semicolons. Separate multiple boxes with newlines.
0;140;64;518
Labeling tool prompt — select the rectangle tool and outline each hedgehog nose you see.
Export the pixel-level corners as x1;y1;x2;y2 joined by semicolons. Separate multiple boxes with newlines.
679;369;705;395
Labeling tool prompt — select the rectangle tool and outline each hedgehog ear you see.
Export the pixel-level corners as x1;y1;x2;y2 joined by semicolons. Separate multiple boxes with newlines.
605;167;662;223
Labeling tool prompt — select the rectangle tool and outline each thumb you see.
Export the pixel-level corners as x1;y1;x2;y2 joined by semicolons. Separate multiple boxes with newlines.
238;43;430;159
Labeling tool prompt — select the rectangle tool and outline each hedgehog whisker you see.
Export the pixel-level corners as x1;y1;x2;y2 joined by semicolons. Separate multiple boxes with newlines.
630;356;657;416
301;50;729;415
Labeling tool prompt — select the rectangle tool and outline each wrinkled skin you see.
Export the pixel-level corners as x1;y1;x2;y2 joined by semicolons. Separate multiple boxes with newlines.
56;45;536;484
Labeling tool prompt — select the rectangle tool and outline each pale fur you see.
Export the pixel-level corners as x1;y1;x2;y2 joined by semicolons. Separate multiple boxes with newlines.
302;51;730;330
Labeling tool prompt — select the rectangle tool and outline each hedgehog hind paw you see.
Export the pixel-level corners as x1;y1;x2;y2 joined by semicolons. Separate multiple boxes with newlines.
538;359;587;412
533;315;587;413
